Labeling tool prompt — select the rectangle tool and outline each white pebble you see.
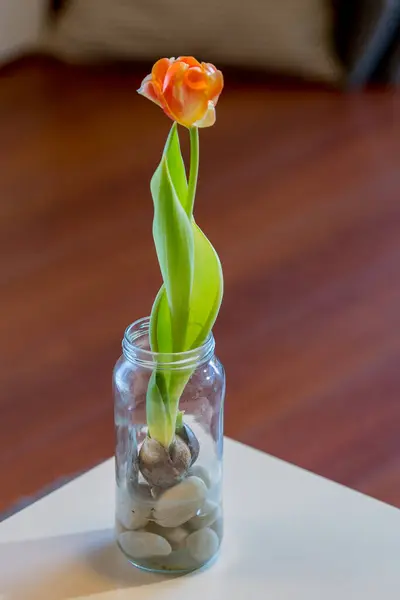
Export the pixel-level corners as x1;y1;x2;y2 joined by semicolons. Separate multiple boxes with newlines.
146;522;189;549
154;476;207;528
211;516;223;540
186;528;220;563
187;500;220;530
160;526;189;548
116;486;152;530
131;483;154;505
118;531;172;559
117;510;149;530
188;465;212;489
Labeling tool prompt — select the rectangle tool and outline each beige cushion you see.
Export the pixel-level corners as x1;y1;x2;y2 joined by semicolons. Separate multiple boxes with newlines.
45;0;342;82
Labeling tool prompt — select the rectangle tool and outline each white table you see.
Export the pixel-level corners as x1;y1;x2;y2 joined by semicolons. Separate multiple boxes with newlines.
0;439;399;599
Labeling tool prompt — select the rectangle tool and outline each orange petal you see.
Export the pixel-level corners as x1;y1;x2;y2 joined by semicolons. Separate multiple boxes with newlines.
137;75;162;107
184;67;209;91
163;61;209;126
177;56;201;68
152;57;173;87
162;60;188;93
202;63;224;105
162;61;188;122
138;56;223;127
193;102;216;128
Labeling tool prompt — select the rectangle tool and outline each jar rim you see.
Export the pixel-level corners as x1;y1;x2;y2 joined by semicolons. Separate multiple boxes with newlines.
122;317;215;370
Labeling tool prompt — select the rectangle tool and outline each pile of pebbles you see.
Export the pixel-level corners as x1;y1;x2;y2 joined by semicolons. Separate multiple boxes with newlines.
116;464;222;571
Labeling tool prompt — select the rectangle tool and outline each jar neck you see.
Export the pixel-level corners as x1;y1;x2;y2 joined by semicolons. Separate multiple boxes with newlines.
122;317;215;370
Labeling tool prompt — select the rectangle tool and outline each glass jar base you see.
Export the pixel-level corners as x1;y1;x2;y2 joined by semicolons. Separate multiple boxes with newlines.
117;540;220;575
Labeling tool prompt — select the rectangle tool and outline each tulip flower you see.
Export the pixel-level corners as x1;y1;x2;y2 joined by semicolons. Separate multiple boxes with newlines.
138;56;223;128
138;57;224;448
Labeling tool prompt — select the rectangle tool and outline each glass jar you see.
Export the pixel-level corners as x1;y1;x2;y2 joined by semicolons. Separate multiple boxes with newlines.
113;317;225;574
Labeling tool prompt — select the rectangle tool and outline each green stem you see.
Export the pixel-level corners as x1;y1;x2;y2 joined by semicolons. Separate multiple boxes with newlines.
187;126;199;216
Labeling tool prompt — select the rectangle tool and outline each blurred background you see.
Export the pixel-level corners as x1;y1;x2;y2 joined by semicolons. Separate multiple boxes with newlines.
0;0;399;518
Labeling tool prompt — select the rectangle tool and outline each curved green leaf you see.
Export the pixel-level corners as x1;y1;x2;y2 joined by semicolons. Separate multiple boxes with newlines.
150;285;172;354
185;223;223;349
163;122;188;212
151;224;223;353
149;123;188;355
147;124;223;447
150;149;193;351
146;371;174;447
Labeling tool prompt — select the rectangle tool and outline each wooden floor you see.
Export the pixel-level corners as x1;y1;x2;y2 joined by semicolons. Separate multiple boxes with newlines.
0;57;399;515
